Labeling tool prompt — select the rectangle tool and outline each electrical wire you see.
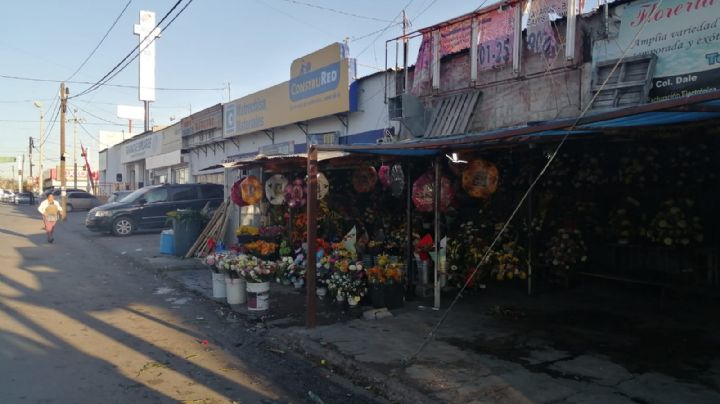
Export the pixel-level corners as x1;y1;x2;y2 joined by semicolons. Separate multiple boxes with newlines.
413;0;440;21
70;103;124;126
71;0;189;99
0;73;223;91
270;0;393;22
405;0;664;364
65;0;133;81
355;0;415;58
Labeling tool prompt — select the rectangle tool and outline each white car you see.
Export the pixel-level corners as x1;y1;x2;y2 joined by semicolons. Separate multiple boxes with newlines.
0;189;15;203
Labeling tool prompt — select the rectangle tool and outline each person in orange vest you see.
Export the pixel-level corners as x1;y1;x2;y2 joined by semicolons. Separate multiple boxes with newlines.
38;194;64;243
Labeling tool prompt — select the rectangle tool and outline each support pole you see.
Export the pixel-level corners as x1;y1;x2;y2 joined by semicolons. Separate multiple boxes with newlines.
60;83;68;217
405;163;415;299
306;145;318;328
144;100;150;132
433;157;441;309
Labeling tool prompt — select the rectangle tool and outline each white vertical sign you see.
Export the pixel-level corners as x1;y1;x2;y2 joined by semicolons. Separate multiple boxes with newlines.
133;10;160;102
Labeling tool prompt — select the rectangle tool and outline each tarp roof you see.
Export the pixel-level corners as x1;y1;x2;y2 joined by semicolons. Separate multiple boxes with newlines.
315;92;720;156
199;151;347;172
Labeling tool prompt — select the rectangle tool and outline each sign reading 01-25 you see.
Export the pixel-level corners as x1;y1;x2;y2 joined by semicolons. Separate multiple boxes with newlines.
478;36;511;69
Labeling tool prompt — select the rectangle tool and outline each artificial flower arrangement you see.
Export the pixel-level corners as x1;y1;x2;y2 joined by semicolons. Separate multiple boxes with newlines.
326;270;367;304
571;153;608;189
668;144;714;187
645;198;703;247
239;259;277;283
236;225;259;236
284;254;306;284
367;262;403;285
205;251;236;274
491;240;527;281
278;239;292;257
617;145;660;186
415;234;435;262
244;240;278;257
607;197;646;244
275;256;294;283
541;226;588;271
259;225;285;238
541;152;573;189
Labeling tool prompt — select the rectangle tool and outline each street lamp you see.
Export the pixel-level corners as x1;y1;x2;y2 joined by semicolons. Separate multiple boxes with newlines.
33;101;44;194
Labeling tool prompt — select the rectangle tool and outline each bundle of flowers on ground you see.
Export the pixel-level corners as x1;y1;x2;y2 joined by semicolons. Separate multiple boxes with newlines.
327;271;367;303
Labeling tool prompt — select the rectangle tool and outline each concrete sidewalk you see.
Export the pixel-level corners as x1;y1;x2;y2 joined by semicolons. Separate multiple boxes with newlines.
101;231;720;404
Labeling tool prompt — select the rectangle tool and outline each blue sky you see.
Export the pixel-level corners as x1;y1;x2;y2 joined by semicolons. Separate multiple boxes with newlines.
0;0;601;179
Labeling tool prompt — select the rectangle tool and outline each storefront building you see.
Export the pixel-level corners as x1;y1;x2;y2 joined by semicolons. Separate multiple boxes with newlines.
118;131;161;190
147;122;186;185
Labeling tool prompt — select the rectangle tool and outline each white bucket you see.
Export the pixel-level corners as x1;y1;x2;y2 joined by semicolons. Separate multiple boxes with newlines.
212;273;227;299
225;277;246;305
246;281;270;311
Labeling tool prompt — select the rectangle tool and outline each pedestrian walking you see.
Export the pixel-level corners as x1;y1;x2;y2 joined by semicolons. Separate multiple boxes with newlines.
38;194;63;243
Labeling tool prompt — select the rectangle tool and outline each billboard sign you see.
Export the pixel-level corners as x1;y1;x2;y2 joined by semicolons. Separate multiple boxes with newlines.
596;0;720;102
224;43;356;138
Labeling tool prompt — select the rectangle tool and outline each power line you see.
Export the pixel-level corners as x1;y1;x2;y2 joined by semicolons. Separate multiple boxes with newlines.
257;0;332;37
270;0;393;22
0;73;224;91
65;0;133;81
70;102;124;126
71;0;191;99
355;0;416;58
414;0;440;20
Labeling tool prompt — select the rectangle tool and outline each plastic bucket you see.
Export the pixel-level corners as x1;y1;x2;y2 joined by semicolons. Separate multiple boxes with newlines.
225;277;246;305
160;230;175;255
246;282;270;311
212;273;226;299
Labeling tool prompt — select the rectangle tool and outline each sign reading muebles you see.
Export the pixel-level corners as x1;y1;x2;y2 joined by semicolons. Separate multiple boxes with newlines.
223;43;356;138
121;133;161;164
593;0;720;102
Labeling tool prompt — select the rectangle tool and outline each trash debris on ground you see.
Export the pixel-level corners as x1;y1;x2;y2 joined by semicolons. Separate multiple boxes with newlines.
137;361;170;377
307;390;324;404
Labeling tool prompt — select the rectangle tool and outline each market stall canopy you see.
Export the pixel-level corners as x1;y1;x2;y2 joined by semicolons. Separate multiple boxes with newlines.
313;91;720;156
199;151;348;172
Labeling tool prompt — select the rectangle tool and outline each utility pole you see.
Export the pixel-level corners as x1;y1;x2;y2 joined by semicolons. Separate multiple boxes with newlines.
60;83;68;217
72;109;79;189
20;154;25;191
403;9;409;93
28;137;33;180
34;101;44;193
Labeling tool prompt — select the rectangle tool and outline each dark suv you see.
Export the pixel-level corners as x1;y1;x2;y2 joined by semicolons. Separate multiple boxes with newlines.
85;183;224;236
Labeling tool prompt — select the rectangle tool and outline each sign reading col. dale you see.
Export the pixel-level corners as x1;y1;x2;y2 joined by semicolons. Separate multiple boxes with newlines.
223;43;356;138
596;0;720;102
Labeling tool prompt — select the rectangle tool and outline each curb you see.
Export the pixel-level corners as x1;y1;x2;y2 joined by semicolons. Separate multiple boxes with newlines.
268;329;434;404
119;250;434;403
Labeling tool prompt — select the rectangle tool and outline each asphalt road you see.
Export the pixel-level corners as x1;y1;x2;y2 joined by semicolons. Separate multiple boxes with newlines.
0;203;384;403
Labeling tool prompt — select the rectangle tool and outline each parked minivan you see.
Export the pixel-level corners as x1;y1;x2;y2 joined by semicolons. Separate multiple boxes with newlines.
85;183;224;236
